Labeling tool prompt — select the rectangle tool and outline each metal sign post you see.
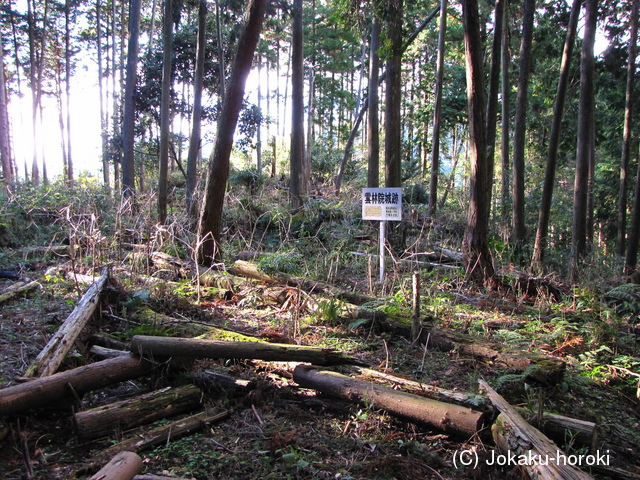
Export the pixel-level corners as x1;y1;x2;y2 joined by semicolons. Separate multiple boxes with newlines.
362;188;402;283
379;220;386;282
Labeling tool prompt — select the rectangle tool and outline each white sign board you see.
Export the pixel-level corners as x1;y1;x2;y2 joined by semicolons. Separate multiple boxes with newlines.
362;188;402;221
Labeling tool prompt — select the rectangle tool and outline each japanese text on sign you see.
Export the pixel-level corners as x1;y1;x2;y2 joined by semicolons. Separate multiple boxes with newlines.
362;188;402;221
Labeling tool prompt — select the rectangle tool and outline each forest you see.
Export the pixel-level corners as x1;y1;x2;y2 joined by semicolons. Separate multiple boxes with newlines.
0;0;640;478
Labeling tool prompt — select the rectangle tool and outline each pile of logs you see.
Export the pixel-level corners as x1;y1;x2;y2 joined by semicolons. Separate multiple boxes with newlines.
0;259;626;480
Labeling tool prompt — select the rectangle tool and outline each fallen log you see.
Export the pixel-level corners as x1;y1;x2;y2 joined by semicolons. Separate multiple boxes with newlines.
133;476;193;480
74;384;203;440
228;260;375;306
96;410;230;464
480;379;594;480
0;354;153;416
149;251;244;289
90;345;129;359
293;365;486;438
349;366;487;408
89;451;143;480
130;335;365;366
0;280;39;304
23;269;109;378
515;408;598;453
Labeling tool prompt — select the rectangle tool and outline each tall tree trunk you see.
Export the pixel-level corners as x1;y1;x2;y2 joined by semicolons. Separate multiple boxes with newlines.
384;0;403;188
500;0;510;227
429;0;447;217
121;0;142;196
440;124;461;208
215;0;226;104
0;32;13;185
158;0;173;224
626;144;640;271
257;53;263;173
112;0;122;191
186;0;207;217
531;0;580;272
461;0;495;283
65;0;73;183
197;0;266;265
96;0;109;187
571;0;597;279
512;0;535;250
485;0;503;216
305;68;314;188
618;0;639;257
289;0;305;210
146;0;158;56
367;17;381;189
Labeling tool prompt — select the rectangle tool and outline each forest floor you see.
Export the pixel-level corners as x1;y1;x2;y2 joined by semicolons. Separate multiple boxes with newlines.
1;181;640;480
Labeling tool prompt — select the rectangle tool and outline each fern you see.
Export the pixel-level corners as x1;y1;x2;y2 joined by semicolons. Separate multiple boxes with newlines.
604;284;640;319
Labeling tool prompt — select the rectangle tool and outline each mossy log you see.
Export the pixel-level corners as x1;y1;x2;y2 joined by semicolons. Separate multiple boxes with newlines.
228;260;376;305
481;380;594;480
130;335;365;366
0;354;153;416
23;270;108;378
89;451;143;480
0;280;39;304
74;384;203;440
293;365;486;437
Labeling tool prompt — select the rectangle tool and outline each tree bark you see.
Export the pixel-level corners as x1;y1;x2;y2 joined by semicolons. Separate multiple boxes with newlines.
429;0;447;217
196;0;266;265
512;0;535;250
621;0;639;263
186;0;207;217
289;0;305;211
293;365;486;438
89;451;143;480
485;0;503;212
130;335;364;366
0;354;153;416
0;32;13;184
461;0;495;282
74;384;203;440
157;0;173;224
571;0;597;279
367;17;381;189
23;271;109;378
384;0;403;188
350;366;486;408
64;0;73;183
500;0;510;226
531;0;581;272
121;0;142;196
96;0;109;187
335;103;366;195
